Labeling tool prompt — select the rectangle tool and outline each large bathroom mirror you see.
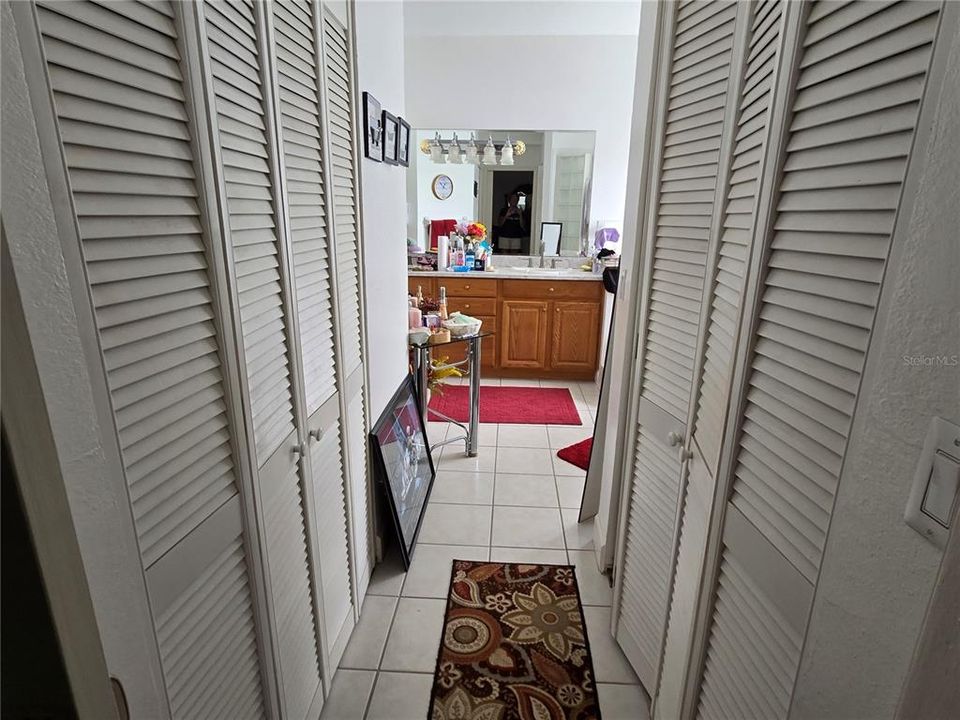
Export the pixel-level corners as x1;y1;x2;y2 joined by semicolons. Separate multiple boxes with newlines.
406;129;595;256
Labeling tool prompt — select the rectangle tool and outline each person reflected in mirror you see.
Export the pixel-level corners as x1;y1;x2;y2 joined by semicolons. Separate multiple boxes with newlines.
495;192;528;255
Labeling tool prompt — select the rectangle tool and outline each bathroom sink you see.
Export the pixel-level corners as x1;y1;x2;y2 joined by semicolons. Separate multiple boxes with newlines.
508;267;569;276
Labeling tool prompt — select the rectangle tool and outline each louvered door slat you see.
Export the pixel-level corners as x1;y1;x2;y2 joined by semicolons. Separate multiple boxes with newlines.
728;0;939;582
641;1;736;422
311;419;353;666
273;0;336;414
694;0;783;472
323;12;363;377
205;0;295;465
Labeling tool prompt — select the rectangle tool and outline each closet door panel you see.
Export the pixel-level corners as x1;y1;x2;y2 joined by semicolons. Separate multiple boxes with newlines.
34;0;266;714
616;0;738;692
272;0;355;678
203;1;323;716
694;2;943;717
323;7;371;597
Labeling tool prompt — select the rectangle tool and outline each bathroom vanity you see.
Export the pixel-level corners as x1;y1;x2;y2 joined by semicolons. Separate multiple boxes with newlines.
408;269;605;380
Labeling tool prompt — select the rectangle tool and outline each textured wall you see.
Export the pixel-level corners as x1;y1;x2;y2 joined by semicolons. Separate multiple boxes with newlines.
354;0;410;421
791;14;960;719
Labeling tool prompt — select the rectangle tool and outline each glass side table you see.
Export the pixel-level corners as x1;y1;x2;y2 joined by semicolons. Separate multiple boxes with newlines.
409;331;495;457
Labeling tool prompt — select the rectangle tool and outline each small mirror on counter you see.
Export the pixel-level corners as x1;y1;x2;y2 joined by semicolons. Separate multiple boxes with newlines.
540;222;562;256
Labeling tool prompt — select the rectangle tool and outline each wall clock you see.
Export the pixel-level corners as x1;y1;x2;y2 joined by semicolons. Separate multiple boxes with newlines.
431;174;454;200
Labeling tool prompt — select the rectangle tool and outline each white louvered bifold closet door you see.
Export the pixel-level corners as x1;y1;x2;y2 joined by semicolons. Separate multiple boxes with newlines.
271;0;356;670
202;1;323;717
33;1;266;717
322;5;372;597
696;2;942;717
615;0;738;692
655;2;786;717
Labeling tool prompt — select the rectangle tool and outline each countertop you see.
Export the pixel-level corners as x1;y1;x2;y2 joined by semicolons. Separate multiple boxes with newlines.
408;267;603;282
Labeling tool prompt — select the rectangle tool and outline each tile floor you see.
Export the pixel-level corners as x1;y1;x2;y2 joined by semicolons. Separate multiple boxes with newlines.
320;378;650;720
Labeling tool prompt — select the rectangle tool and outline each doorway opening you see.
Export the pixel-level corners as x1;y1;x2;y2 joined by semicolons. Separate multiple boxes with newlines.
490;170;534;254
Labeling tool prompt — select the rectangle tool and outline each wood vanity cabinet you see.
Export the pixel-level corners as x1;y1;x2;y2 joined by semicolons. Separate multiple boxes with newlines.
407;274;603;379
501;300;549;369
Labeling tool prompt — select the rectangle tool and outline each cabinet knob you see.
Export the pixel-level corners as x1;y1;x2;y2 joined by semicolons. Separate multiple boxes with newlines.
465;284;471;289
292;442;306;457
667;431;682;447
549;287;555;292
464;304;470;309
309;428;323;442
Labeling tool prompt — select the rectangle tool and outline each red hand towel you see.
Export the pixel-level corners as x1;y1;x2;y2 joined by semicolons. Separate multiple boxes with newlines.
429;219;457;252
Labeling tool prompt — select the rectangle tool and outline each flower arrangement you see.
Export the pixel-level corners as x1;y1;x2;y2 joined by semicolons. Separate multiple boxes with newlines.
454;220;487;243
428;356;463;393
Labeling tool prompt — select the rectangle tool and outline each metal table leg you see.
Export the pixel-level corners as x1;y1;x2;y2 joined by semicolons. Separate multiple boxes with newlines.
467;335;481;457
416;344;430;430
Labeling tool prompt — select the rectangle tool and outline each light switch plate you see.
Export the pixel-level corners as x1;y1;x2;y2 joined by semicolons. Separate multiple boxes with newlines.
905;417;960;549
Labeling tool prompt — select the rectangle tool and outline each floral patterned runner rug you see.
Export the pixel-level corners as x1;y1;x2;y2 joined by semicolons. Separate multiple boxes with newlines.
429;561;601;720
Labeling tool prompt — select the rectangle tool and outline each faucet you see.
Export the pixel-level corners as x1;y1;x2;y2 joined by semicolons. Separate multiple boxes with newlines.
538;239;546;268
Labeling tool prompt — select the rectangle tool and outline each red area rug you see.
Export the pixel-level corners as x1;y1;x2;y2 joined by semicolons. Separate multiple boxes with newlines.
428;385;582;425
557;438;592;471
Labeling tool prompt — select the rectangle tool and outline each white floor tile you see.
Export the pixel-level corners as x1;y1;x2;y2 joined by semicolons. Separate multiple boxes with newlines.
419;502;491;546
539;379;581;390
497;424;550;448
489;547;569;565
436;446;496;473
339;595;397;670
548;426;593;449
319;669;376;720
429;470;494;505
562;508;595;550
494;474;558;508
597;683;650;720
556;475;586;509
380;597;447;673
366;549;405;597
365;672;434;720
569;549;613;606
402;544;488;598
553;455;588;477
426;421;449;446
583;606;639;684
492;506;565;549
499;378;540;387
495;446;555;475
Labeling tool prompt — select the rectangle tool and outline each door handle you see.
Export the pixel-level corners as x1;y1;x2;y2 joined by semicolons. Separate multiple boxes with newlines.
667;431;683;447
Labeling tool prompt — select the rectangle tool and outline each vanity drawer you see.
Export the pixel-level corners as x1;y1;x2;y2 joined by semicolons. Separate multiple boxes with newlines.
501;279;603;301
447;297;497;315
441;277;498;297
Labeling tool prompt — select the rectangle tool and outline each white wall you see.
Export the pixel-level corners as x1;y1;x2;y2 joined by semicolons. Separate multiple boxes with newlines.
354;0;410;419
403;1;639;238
413;130;478;247
791;14;960;719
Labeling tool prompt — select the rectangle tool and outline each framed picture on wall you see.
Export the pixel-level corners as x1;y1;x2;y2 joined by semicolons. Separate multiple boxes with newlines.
397;117;411;167
362;91;382;161
369;375;435;568
382;110;400;165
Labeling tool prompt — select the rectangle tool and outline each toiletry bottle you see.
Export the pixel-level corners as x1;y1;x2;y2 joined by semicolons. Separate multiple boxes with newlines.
465;243;475;272
408;299;423;329
416;284;424;308
439;286;448;320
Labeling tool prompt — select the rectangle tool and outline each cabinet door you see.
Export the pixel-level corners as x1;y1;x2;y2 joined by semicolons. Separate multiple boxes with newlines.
501;300;548;369
551;301;601;372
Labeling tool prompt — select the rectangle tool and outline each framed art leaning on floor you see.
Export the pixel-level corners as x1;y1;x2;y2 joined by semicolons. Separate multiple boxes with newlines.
370;375;436;568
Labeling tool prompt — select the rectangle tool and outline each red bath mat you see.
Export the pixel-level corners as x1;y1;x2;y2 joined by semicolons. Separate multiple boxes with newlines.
557;437;593;470
428;385;582;425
